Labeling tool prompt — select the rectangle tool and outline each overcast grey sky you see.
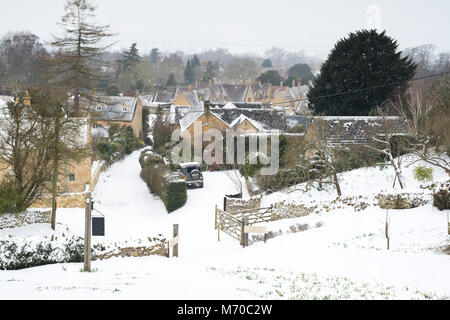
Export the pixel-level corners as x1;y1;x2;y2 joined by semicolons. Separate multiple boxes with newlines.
1;0;449;56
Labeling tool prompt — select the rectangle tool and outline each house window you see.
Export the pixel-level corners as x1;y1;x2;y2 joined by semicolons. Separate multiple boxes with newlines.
68;174;76;182
96;106;103;111
122;107;128;112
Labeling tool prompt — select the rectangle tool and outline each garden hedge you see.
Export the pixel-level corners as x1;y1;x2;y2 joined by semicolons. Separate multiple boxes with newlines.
140;151;187;213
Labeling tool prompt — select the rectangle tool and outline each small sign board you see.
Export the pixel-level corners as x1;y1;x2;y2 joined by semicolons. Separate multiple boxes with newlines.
169;235;179;248
244;225;267;234
92;216;105;236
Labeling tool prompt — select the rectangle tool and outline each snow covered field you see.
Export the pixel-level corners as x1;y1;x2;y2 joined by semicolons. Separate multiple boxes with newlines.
0;151;449;299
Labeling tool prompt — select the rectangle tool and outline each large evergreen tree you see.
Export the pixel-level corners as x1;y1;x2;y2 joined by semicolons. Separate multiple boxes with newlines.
121;43;141;71
49;0;114;112
262;59;273;68
150;47;160;64
308;30;416;116
184;59;195;84
256;70;283;86
166;72;176;86
286;63;315;85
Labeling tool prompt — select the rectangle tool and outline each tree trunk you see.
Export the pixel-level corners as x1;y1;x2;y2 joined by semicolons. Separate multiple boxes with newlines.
332;171;342;196
51;103;61;230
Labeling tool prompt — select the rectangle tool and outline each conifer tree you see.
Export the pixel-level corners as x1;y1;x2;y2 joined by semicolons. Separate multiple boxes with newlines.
122;43;141;71
48;0;115;112
184;59;195;84
166;73;176;86
150;47;160;64
308;30;416;116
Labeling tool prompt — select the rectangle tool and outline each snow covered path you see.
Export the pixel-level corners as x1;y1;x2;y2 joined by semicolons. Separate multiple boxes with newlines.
1;150;449;299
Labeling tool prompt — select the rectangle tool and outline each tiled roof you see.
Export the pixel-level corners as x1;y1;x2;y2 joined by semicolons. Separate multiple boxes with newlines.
222;84;248;102
310;116;410;145
90;96;138;122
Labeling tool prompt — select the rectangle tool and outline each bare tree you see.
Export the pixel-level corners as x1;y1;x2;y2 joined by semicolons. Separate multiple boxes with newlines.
0;32;49;88
0;92;53;212
406;136;450;177
301;118;343;197
363;110;409;189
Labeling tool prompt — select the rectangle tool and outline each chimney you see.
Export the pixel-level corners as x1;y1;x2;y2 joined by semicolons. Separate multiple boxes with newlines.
204;100;210;116
292;79;295;88
23;90;31;106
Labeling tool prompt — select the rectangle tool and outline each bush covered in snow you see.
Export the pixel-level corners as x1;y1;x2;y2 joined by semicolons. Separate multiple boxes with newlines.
0;234;168;270
140;151;187;213
0;235;84;270
433;181;450;211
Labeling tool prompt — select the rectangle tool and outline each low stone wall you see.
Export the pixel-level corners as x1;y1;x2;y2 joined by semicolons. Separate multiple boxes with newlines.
271;201;316;220
31;193;87;209
225;196;261;212
92;237;168;260
375;192;429;209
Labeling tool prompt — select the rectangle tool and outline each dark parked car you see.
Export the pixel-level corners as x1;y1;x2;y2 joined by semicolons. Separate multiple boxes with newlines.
178;162;204;188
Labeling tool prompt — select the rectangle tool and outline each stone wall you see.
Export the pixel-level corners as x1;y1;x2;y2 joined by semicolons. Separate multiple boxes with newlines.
225;196;261;212
375;192;429;209
31;193;87;209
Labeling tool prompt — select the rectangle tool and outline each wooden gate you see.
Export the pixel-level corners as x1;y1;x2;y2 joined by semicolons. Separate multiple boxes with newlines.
215;205;273;247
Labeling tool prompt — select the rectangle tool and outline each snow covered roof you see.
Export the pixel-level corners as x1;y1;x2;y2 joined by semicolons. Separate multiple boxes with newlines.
210;109;287;132
230;114;263;131
183;90;200;106
309;116;410;145
179;103;204;133
153;92;173;103
90;96;138;122
140;95;155;107
223;102;237;109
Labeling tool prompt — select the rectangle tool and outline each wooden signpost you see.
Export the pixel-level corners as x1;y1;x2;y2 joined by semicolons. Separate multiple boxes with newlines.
167;224;179;258
84;191;92;272
244;224;268;245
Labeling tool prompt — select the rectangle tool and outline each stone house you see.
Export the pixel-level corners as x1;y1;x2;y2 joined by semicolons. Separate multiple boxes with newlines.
91;94;144;139
0;95;97;207
178;102;287;144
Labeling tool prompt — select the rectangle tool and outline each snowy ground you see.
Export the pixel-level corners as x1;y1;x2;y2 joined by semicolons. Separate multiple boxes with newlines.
0;151;449;299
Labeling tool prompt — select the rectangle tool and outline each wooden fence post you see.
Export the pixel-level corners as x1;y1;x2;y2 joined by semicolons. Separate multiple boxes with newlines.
215;205;218;230
173;224;179;258
223;196;227;212
385;210;390;250
84;192;92;272
242;217;249;248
